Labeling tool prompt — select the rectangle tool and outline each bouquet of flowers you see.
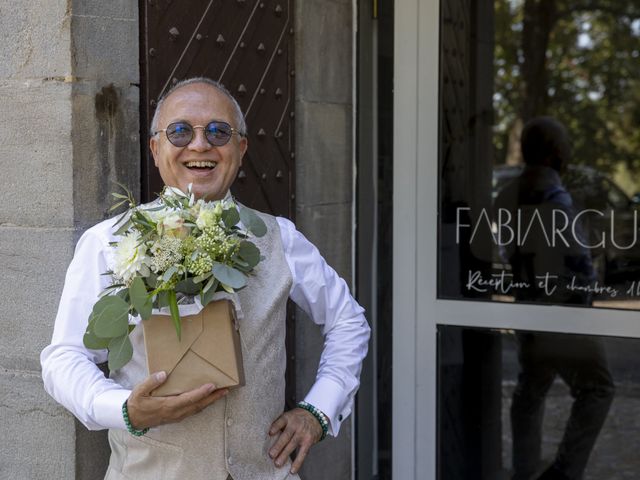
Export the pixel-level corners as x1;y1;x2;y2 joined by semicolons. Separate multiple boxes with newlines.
83;185;266;371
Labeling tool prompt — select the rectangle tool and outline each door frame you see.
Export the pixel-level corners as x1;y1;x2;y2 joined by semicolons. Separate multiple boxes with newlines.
392;1;640;479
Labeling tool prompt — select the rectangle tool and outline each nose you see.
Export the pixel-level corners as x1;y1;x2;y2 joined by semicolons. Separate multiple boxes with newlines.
187;126;212;152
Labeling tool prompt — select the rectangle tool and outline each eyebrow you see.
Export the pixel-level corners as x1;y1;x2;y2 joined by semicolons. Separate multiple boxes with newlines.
166;118;229;125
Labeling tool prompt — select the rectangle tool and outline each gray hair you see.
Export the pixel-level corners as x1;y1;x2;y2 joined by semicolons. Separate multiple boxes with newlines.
149;77;247;137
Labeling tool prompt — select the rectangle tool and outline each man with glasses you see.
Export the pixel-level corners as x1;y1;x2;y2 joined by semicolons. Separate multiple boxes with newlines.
41;78;370;480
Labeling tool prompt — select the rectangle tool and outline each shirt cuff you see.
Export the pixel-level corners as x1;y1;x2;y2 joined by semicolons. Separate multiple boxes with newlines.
92;388;132;430
304;377;351;437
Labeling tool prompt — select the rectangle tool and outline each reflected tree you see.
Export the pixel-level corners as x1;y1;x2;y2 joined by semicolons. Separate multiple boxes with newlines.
494;0;640;177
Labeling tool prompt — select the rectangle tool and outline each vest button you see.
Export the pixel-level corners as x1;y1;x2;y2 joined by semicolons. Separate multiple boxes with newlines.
228;456;234;465
226;418;233;426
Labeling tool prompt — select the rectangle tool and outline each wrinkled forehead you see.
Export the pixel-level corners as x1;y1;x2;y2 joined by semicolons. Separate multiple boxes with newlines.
159;83;235;124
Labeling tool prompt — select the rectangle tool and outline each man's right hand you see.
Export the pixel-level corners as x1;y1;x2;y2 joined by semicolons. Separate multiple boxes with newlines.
126;371;229;430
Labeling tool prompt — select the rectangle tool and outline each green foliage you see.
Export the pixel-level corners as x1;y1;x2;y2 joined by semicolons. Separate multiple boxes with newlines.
212;263;247;289
168;290;181;341
82;184;268;372
108;334;133;371
91;296;130;338
129;277;152;320
494;0;640;177
222;207;241;228
239;207;267;237
234;241;261;272
83;316;110;350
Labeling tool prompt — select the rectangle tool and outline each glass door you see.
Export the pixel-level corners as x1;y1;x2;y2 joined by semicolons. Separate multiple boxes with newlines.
393;0;640;479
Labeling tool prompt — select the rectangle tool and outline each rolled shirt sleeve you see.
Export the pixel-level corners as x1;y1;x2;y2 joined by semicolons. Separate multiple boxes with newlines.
42;214;370;436
40;221;131;431
277;217;371;436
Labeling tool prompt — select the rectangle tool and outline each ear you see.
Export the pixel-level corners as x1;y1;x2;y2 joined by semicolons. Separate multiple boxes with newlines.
238;136;248;166
150;135;160;167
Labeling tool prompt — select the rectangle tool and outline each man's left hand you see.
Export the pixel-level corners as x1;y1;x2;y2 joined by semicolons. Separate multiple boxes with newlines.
268;407;323;474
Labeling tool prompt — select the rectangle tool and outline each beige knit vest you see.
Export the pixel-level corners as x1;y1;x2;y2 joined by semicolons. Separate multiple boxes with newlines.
104;212;300;480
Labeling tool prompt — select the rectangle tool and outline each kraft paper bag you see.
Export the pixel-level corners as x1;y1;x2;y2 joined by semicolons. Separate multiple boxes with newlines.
143;299;245;397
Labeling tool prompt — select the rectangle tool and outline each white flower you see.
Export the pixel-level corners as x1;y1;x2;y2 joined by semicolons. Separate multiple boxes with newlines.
113;232;149;284
141;205;170;224
196;205;218;229
164;185;187;197
149;237;184;274
159;213;189;239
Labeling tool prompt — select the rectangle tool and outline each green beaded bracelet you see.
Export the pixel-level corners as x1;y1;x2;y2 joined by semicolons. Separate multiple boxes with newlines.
122;400;149;437
297;401;329;441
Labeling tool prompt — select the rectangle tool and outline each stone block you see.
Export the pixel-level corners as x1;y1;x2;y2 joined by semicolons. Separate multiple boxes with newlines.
296;0;353;105
70;13;139;85
294;283;354;480
71;81;141;229
71;0;137;20
296;101;353;207
0;0;70;79
294;200;356;480
0;370;75;479
0;227;75;370
295;297;353;480
0;80;74;227
299;423;352;480
68;4;140;229
296;202;353;282
75;424;110;480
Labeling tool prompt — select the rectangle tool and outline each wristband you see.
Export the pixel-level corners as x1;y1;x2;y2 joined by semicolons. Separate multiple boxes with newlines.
297;401;329;441
122;400;149;437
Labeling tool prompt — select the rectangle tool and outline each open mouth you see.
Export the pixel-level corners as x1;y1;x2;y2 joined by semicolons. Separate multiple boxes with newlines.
185;161;217;171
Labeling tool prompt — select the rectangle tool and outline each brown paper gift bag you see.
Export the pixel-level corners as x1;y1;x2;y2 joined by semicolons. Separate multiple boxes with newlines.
142;299;245;397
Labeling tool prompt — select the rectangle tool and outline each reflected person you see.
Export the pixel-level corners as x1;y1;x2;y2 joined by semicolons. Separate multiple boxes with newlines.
495;117;615;480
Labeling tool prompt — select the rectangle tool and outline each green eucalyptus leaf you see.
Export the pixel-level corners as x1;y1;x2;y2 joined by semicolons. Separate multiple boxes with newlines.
222;207;240;228
212;263;247;290
138;300;153;320
231;256;249;267
99;284;126;298
146;273;159;289
92;296;130;338
129;277;149;313
108;334;133;371
83;325;110;350
202;276;218;294
201;281;220;306
231;257;253;274
162;265;178;282
114;218;133;236
109;199;128;212
116;288;130;303
239;207;267;237
175;278;201;295
237;241;261;268
192;272;212;284
156;290;169;309
168;290;182;340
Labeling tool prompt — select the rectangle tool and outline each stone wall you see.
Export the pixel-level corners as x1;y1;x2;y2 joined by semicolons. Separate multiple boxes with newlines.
294;0;356;478
0;0;356;477
0;0;139;478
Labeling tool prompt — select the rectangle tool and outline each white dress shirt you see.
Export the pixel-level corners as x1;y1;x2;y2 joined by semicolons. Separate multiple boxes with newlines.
41;211;370;437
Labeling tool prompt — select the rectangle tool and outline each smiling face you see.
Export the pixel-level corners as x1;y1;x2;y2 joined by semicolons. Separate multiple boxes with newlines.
150;83;247;201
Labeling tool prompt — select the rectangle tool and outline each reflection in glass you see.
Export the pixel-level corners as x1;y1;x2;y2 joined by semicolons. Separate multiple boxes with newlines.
437;327;640;480
493;117;617;478
494;117;596;305
439;0;640;309
511;332;614;480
